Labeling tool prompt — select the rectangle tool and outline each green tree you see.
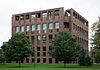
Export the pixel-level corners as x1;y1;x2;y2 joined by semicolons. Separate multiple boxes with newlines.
91;18;100;63
94;49;100;63
0;49;5;63
78;48;92;66
49;30;81;67
5;33;34;67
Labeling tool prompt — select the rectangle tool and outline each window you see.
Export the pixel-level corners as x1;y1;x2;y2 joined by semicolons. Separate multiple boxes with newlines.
37;52;40;57
26;25;30;31
42;24;47;30
43;52;46;56
37;24;41;30
49;46;52;51
37;47;40;51
31;36;35;43
43;58;46;63
49;34;53;40
42;35;46;41
20;15;24;20
37;35;40;41
37;13;41;18
42;24;47;33
37;58;40;63
55;22;60;29
49;58;52;63
26;58;29;63
48;23;53;29
26;14;29;19
31;24;35;31
21;60;23;63
15;26;20;33
32;58;34;63
21;26;24;32
64;22;69;28
48;11;53;17
43;46;46;51
15;16;19;21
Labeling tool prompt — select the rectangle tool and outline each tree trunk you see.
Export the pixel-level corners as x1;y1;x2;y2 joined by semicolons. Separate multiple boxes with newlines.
64;60;66;68
18;60;21;67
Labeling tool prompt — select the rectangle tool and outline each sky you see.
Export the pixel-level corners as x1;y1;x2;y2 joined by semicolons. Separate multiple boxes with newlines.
0;0;100;48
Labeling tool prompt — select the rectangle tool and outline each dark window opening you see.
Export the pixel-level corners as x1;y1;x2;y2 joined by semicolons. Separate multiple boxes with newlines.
64;22;69;28
37;52;40;57
49;46;52;51
37;47;40;51
49;34;53;40
57;29;59;32
32;58;34;63
55;59;58;63
43;58;46;63
15;16;19;20
43;46;46;51
37;58;40;63
31;36;35;43
26;14;29;19
21;60;23;63
37;13;41;18
43;52;46;56
49;58;52;63
26;58;29;63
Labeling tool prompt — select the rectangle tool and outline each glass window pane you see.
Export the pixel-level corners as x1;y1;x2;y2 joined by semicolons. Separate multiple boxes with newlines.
55;22;59;29
36;24;41;30
26;25;30;31
37;35;40;41
43;47;46;51
32;25;35;31
42;35;46;41
21;26;24;32
15;26;19;33
49;23;53;29
43;24;47;30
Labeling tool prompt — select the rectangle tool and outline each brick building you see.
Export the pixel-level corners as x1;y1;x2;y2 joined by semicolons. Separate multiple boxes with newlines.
12;7;88;64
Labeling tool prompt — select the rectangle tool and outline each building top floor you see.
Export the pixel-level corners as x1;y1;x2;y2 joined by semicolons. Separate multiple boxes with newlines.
12;7;88;26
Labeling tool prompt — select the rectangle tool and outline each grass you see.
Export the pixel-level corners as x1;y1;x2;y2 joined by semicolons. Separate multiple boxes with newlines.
0;64;100;70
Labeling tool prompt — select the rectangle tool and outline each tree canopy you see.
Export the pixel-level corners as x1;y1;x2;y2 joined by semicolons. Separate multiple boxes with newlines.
91;19;100;63
4;33;34;67
49;30;81;67
0;49;5;63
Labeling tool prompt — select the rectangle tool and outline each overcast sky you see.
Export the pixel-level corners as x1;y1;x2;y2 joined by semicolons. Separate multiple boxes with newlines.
0;0;100;47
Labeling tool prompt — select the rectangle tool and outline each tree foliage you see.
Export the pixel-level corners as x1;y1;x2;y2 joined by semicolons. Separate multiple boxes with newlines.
4;33;34;67
49;30;81;67
94;49;100;63
0;49;5;63
91;19;100;63
78;48;92;66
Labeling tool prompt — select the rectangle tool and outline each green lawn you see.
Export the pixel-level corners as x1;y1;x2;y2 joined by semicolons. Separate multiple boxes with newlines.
0;64;100;70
